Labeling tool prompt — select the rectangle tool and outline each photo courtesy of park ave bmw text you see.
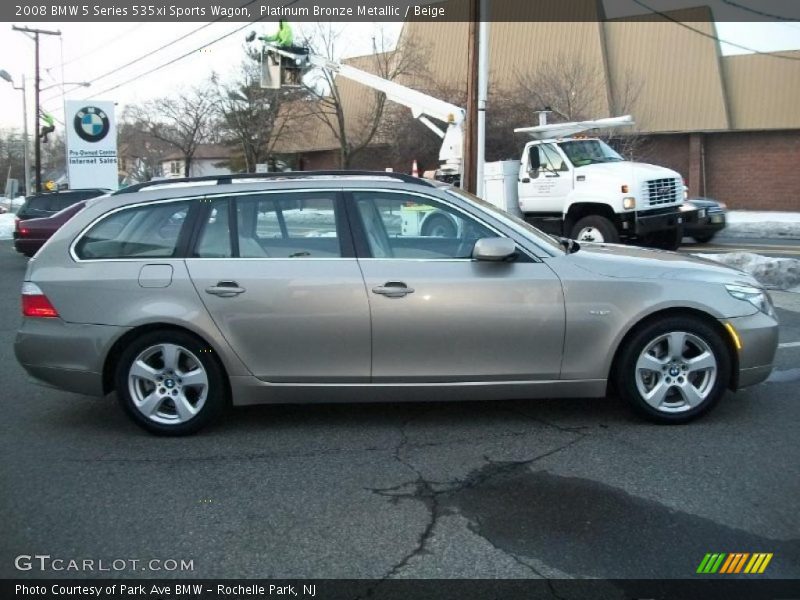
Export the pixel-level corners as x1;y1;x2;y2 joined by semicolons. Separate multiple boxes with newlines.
0;1;799;599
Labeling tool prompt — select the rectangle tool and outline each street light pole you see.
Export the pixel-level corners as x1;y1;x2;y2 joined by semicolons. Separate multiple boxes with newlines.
13;26;61;194
19;74;30;196
0;70;31;196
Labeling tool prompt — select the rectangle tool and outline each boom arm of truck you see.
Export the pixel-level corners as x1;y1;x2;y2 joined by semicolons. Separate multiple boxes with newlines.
263;44;466;177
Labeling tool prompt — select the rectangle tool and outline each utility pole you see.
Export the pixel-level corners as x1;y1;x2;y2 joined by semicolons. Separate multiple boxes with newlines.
475;0;490;198
462;0;479;193
13;26;61;194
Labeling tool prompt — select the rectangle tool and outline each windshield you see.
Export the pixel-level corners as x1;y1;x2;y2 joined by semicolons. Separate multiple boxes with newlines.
558;139;623;166
444;188;564;255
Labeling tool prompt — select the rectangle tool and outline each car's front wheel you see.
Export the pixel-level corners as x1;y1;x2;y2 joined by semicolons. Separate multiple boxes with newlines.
115;330;227;435
615;316;731;423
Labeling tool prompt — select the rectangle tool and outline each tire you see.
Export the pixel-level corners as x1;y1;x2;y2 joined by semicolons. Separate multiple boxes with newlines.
692;232;715;244
644;228;682;251
570;215;619;244
421;213;457;238
115;330;228;435
614;315;731;424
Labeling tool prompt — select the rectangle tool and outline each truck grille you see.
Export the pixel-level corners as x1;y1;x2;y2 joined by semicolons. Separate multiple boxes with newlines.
642;178;681;207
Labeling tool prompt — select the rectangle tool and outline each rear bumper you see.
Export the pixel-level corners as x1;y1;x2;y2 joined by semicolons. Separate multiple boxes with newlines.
685;212;727;235
13;238;43;256
724;311;779;389
15;318;129;397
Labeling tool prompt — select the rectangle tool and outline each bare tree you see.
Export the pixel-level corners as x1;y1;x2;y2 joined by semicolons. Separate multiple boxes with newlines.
505;55;645;159
127;84;217;177
0;129;26;192
301;24;428;168
213;51;302;173
117;108;174;183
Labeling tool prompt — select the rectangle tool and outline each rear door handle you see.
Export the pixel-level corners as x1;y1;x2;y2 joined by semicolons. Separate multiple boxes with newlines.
205;280;246;297
372;281;415;298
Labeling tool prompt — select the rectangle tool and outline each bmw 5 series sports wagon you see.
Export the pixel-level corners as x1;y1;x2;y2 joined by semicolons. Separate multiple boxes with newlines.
15;172;778;435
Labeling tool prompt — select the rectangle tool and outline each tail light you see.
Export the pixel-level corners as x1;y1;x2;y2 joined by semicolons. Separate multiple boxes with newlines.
21;282;59;318
16;219;28;236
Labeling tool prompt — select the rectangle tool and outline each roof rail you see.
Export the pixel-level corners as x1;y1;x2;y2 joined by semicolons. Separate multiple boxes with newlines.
113;170;434;194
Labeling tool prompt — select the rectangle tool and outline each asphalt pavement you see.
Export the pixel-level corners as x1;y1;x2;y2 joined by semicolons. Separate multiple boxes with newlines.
1;239;798;583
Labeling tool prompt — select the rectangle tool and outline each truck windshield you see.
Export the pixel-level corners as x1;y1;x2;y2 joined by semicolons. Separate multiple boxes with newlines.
558;139;623;166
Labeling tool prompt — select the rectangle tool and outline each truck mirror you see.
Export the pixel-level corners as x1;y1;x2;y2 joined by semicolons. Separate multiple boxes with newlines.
528;151;541;172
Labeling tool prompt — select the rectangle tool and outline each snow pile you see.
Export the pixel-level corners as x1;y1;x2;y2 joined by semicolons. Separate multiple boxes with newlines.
695;252;800;292
721;211;800;240
0;213;16;240
0;197;25;213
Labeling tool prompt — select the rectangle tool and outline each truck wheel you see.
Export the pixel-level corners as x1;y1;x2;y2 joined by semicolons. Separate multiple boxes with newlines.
614;315;730;424
645;228;682;251
570;216;619;244
422;214;457;238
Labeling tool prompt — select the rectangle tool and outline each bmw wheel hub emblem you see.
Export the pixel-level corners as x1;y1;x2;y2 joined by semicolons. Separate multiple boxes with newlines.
74;106;110;143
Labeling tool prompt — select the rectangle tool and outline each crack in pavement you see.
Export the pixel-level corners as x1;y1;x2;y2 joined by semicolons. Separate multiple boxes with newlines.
360;415;591;590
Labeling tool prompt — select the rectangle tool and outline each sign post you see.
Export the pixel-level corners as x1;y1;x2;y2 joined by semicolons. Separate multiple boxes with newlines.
65;100;119;190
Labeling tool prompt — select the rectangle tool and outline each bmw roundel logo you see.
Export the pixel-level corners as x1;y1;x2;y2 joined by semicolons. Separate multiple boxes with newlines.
74;106;110;143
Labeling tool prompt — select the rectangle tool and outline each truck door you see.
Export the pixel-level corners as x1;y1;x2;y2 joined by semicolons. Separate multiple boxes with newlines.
517;143;573;214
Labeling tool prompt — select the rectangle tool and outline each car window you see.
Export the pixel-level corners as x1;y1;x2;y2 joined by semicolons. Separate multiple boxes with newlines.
75;201;190;259
352;192;497;259
234;193;342;258
195;199;232;258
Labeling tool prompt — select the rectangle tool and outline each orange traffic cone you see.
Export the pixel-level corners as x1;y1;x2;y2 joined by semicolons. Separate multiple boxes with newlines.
411;160;419;177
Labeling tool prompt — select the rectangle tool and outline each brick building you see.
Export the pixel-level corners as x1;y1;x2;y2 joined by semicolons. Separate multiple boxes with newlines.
273;1;800;210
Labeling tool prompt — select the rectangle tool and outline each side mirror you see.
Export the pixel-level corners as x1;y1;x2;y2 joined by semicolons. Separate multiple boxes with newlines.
472;237;517;262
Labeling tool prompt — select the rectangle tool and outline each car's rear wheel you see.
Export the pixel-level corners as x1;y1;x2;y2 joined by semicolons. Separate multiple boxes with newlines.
615;316;731;423
115;330;227;435
692;232;716;244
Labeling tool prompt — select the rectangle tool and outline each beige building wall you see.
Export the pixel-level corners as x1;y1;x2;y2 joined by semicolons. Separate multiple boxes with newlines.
722;51;800;130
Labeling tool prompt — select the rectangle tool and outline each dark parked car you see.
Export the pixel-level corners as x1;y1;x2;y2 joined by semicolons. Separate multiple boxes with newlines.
16;188;109;221
14;200;88;257
685;198;727;243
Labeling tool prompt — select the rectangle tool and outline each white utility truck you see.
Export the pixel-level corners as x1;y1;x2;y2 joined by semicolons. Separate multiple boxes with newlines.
484;116;689;249
253;41;689;249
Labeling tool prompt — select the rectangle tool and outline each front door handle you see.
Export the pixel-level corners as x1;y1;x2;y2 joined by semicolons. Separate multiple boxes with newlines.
205;280;246;297
372;281;415;298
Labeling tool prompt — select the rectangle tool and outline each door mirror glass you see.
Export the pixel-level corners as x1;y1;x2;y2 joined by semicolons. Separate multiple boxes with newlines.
472;237;517;261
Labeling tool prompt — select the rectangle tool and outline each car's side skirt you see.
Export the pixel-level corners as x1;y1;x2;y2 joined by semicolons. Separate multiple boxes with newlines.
229;377;607;406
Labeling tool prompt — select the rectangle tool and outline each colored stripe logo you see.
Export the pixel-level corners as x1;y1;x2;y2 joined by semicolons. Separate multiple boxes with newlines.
696;552;773;574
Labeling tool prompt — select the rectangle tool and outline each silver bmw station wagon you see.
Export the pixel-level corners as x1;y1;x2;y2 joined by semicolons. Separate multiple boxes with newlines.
15;172;778;435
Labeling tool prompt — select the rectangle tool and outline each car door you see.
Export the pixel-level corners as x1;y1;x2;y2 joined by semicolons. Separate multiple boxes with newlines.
518;143;573;214
185;190;371;383
349;189;566;383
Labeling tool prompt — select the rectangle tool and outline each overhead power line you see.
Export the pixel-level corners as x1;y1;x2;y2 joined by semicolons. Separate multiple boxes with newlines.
42;0;299;108
631;0;800;61
719;0;798;21
41;0;268;105
52;23;147;70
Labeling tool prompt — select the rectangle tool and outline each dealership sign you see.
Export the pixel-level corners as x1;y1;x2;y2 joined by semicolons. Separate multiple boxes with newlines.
65;100;118;190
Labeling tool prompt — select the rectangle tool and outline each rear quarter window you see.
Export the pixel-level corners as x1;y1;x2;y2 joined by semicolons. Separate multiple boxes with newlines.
74;201;190;259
